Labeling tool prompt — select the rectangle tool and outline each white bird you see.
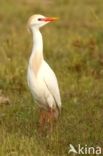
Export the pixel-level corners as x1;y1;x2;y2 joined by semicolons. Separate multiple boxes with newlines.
27;14;61;128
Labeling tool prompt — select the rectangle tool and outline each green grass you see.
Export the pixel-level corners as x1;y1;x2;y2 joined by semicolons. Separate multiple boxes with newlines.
0;0;103;155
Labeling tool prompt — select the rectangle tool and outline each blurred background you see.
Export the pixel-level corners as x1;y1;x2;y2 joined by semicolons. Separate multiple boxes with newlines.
0;0;103;155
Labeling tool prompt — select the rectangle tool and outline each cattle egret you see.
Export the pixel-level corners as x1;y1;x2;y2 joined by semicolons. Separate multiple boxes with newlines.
27;14;61;129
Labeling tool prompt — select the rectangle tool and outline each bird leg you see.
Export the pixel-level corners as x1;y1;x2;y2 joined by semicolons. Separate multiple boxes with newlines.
46;108;58;132
38;108;58;133
39;108;47;128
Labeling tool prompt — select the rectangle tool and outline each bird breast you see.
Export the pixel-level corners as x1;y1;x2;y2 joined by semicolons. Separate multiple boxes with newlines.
27;60;58;109
30;50;43;76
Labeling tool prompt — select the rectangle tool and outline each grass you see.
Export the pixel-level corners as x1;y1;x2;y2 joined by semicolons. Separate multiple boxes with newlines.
0;0;103;155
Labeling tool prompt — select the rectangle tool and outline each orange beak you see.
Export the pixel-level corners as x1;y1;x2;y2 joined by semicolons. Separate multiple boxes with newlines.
42;17;59;22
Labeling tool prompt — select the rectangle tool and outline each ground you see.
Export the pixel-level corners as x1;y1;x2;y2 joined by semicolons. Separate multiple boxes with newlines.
0;0;103;156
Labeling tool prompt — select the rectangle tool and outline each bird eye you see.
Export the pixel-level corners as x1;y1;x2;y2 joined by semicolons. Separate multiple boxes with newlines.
38;18;42;21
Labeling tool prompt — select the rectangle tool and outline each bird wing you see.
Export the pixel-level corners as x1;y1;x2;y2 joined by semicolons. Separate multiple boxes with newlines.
42;61;61;110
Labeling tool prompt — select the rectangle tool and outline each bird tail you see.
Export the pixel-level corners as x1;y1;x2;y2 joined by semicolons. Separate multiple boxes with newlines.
53;105;61;120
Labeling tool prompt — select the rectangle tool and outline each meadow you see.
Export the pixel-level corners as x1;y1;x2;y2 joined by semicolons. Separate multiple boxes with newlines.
0;0;103;155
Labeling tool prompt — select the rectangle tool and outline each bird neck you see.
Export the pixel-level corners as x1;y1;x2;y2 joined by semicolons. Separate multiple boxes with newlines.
32;28;43;57
30;28;44;75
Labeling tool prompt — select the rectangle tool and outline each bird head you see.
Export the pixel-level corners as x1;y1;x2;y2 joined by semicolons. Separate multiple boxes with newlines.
27;14;58;30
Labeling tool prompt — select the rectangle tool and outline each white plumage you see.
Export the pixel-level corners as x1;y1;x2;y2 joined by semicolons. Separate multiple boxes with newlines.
27;14;61;125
